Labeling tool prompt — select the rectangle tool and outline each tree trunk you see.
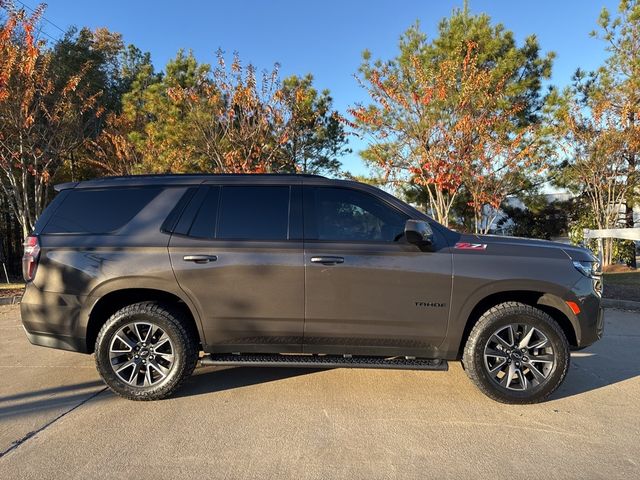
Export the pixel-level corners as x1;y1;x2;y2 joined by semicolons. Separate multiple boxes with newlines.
70;151;76;182
626;113;637;269
625;202;636;268
626;152;637;269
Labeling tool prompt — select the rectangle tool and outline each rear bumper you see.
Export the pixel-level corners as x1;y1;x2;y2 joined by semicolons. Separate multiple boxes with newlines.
22;326;86;352
20;284;88;353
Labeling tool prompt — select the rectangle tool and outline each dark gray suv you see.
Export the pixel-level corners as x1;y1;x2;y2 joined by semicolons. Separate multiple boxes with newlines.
20;174;603;403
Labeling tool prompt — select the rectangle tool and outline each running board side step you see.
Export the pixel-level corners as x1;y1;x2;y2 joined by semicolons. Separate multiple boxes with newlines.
200;354;448;371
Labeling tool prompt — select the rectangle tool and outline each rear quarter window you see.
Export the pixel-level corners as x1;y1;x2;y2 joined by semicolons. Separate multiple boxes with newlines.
42;187;162;234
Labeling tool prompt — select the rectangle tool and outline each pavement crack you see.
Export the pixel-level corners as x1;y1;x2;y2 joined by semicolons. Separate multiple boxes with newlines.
0;386;107;459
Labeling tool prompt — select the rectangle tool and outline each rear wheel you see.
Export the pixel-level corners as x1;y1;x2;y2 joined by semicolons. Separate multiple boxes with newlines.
95;302;198;401
462;302;570;404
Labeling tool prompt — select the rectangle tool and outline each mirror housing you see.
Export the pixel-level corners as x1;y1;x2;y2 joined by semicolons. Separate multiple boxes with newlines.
405;219;434;247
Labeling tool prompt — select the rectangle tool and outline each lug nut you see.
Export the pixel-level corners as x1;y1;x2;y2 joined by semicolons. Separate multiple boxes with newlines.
135;354;139;358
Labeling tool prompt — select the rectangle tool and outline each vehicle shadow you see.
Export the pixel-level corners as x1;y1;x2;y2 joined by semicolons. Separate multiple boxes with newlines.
173;352;638;402
551;349;639;400
0;380;104;404
0;367;324;422
0;353;637;419
549;311;640;401
174;365;327;398
0;381;105;421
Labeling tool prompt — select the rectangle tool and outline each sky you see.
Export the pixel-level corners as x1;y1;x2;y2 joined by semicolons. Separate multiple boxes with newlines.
21;0;620;176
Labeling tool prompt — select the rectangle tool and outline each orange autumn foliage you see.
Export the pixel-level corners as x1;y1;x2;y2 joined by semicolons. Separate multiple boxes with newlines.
351;42;544;230
0;1;100;236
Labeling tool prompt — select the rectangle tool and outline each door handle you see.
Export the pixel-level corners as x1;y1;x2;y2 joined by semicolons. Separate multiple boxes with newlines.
310;256;344;265
183;255;217;264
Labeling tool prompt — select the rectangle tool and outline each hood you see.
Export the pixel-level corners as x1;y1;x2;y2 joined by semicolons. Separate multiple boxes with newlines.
457;233;597;262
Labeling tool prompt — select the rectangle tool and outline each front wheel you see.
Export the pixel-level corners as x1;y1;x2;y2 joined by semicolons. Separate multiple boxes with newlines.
462;302;570;404
95;302;198;401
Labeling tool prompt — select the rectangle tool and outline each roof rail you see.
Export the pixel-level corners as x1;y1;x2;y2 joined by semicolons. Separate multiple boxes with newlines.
53;173;327;191
98;173;325;180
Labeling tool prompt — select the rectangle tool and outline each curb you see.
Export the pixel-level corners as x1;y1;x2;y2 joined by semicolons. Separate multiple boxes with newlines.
0;295;21;306
602;298;640;312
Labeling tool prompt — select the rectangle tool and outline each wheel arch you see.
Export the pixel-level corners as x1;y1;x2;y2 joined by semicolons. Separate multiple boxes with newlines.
456;290;579;358
85;288;202;354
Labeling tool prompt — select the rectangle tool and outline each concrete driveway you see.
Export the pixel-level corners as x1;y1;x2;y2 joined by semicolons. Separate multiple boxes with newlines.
0;305;638;480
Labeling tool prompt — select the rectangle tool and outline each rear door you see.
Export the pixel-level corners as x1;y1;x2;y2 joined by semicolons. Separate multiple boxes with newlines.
302;185;452;357
169;180;304;353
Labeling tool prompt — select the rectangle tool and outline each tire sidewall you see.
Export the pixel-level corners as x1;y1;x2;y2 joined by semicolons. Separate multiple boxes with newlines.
469;307;569;403
95;306;189;399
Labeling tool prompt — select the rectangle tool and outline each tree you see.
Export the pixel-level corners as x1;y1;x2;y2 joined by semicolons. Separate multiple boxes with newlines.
166;51;349;174
50;27;123;114
351;26;549;230
548;0;640;266
86;112;144;175
350;7;554;230
593;0;640;266
166;50;290;173
95;50;348;175
549;87;634;266
50;27;153;115
0;2;99;237
496;196;570;240
428;8;556;231
82;45;158;176
277;74;349;175
48;26;126;180
134;49;211;173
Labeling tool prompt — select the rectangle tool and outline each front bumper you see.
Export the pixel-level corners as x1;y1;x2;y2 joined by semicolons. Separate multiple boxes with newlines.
569;275;604;347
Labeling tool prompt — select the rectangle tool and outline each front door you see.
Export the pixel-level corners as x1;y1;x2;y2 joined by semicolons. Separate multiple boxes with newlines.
303;186;452;357
169;183;304;353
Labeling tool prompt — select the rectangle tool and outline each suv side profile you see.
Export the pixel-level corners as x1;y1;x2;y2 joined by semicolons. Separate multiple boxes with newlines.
21;174;603;404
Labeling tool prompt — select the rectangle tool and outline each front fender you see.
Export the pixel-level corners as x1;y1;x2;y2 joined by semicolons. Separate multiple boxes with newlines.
439;278;575;359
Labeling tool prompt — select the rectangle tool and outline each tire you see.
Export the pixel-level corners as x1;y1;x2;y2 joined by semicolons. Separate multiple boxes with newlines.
462;302;570;404
95;301;198;401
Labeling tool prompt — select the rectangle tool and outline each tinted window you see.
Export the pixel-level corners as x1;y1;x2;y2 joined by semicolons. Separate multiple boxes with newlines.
42;187;161;234
188;187;220;238
161;187;197;233
217;186;290;240
306;187;407;242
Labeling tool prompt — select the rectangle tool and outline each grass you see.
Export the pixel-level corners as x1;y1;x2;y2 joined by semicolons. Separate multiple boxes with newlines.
603;271;640;286
603;271;640;302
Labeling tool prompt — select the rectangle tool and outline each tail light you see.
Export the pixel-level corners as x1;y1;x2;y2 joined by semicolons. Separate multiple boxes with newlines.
23;235;41;282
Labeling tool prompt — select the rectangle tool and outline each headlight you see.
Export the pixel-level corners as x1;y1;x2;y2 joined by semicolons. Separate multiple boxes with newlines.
572;260;600;278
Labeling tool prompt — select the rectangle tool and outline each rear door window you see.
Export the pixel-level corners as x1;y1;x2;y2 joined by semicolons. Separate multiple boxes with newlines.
217;186;290;240
187;187;220;239
42;187;161;234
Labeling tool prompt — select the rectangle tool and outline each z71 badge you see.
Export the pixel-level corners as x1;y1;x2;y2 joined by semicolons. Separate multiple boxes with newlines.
454;242;487;250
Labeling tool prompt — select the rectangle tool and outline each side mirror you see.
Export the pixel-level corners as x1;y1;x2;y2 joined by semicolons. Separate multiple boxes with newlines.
405;219;434;246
